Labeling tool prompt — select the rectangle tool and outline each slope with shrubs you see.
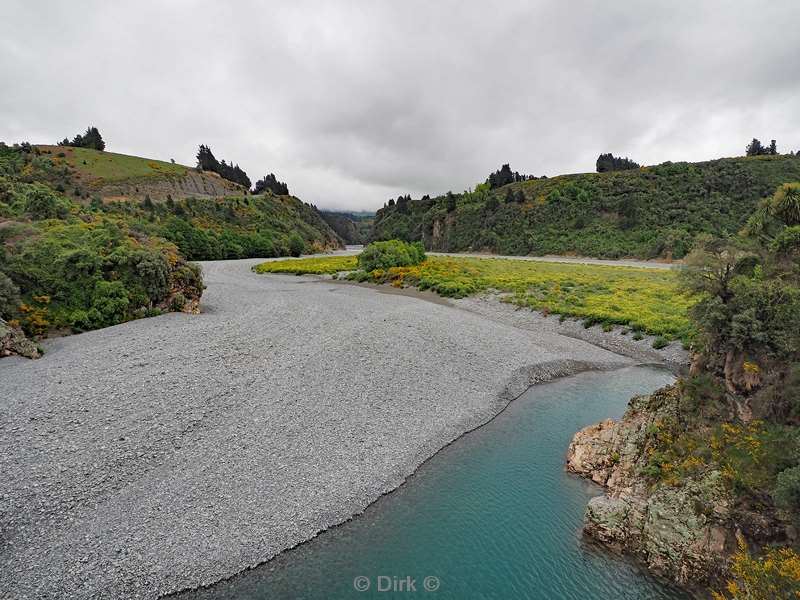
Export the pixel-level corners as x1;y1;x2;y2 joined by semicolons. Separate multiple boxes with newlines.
0;143;203;340
372;154;800;259
103;192;342;261
0;142;342;346
567;182;800;594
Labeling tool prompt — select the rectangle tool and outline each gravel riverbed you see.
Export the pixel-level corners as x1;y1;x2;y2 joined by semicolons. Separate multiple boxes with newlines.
2;257;660;599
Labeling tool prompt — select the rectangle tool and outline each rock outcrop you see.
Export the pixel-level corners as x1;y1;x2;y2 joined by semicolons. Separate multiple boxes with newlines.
566;386;737;585
0;318;40;359
95;170;244;203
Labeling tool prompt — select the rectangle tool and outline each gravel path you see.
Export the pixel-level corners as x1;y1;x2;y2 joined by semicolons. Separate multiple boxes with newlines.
2;257;640;599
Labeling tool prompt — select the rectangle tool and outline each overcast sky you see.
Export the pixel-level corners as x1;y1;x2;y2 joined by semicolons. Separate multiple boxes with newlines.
2;1;799;211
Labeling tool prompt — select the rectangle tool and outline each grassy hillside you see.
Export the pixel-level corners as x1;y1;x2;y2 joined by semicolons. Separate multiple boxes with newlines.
33;145;243;202
37;144;188;181
372;154;800;259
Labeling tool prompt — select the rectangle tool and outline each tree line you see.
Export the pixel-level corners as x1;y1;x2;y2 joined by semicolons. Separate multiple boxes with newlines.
196;144;251;189
486;163;539;189
57;126;105;151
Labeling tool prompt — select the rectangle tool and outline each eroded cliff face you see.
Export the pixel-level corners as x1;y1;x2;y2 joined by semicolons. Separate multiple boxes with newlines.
95;170;244;203
566;386;737;585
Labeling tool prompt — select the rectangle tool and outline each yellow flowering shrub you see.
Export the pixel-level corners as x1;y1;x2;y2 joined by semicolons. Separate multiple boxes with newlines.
713;534;800;599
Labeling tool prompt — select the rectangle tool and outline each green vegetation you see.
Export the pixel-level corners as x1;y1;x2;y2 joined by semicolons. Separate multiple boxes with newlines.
622;181;800;591
7;143;341;263
0;144;202;337
109;193;339;260
372;154;800;260
0;141;341;341
254;251;693;340
357;239;425;272
38;144;188;182
253;255;357;275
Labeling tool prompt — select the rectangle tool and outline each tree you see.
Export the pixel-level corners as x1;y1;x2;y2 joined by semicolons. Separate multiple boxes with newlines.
196;144;251;188
58;126;105;151
596;153;640;173
486;164;535;189
746;138;764;156
80;127;105;151
445;191;456;212
745;138;779;157
253;173;289;195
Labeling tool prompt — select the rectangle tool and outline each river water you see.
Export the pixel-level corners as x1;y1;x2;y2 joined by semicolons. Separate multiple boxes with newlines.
186;366;691;600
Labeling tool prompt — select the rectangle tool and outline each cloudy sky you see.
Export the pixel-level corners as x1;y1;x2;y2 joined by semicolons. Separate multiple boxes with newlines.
2;1;799;211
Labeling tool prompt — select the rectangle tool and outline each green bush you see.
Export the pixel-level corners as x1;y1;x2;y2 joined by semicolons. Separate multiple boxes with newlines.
357;239;426;272
652;336;669;349
23;184;71;220
774;466;800;513
0;271;20;319
171;292;187;311
288;232;306;257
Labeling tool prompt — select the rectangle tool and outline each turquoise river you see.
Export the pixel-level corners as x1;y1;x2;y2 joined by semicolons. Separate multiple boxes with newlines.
186;366;694;600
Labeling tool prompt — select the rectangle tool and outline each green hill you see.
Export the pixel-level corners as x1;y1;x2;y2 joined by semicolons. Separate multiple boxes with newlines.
372;154;800;259
0;142;341;344
34;144;244;202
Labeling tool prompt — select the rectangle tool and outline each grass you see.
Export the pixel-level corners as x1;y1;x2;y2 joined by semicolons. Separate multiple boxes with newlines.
36;145;188;182
253;255;357;275
254;255;695;339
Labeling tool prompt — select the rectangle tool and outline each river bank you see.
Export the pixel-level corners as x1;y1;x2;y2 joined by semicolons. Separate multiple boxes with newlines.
3;257;666;599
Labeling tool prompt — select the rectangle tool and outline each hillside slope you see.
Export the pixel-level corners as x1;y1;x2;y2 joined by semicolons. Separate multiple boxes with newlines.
23;144;342;258
0;142;341;343
35;145;243;202
372;154;800;259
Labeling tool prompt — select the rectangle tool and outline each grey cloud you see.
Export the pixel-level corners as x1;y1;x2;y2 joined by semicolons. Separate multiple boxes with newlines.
2;0;799;210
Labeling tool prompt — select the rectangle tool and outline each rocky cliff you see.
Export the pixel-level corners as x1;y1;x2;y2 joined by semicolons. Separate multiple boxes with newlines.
567;385;738;586
96;170;244;203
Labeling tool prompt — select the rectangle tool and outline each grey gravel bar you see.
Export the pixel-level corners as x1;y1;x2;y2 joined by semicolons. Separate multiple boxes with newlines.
1;257;636;599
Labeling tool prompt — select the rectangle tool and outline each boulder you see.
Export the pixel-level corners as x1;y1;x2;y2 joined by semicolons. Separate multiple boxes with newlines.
0;318;40;359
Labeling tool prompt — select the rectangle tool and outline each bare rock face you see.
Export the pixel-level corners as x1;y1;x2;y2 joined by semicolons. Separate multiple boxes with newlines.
566;386;736;585
0;318;40;359
96;170;244;203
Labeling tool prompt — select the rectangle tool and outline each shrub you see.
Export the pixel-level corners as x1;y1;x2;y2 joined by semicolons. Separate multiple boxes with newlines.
171;292;187;311
652;336;669;349
713;534;800;600
774;466;800;513
288;233;306;257
89;280;130;328
0;271;20;319
24;184;70;220
357;239;426;272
